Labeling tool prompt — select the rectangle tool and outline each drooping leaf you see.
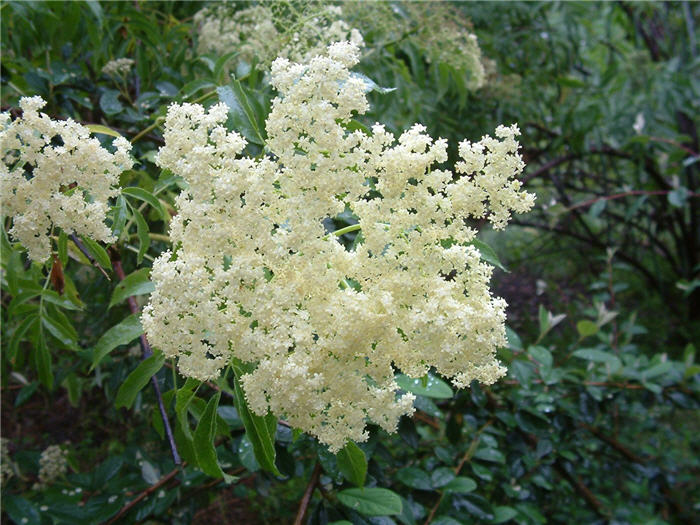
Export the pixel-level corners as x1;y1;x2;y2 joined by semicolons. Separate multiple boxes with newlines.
232;359;280;476
90;313;144;370
109;268;155;308
114;352;164;409
336;441;367;487
193;392;236;481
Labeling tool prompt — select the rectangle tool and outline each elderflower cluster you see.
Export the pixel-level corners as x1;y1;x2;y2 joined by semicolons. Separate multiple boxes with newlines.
143;42;534;452
33;444;68;489
0;96;132;262
101;57;135;76
194;1;363;69
345;2;486;90
1;438;13;484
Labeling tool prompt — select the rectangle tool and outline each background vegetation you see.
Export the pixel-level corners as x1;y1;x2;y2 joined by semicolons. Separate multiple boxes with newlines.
1;1;698;524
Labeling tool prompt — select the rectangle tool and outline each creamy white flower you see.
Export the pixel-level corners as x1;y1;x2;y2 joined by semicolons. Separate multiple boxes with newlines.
194;2;364;69
0;97;133;262
143;43;534;452
33;444;68;489
102;58;135;76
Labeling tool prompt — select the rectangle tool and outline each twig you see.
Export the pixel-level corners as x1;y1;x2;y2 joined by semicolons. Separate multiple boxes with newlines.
293;462;322;525
110;249;180;466
68;234;110;280
568;190;699;211
104;466;181;525
424;419;493;525
581;423;646;464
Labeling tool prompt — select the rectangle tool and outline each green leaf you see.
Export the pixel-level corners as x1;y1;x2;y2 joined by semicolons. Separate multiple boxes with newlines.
86;124;123;138
336;441;367;487
396;466;433;490
469;238;507;272
473;447;505;464
576;320;599;338
15;381;39;407
443;476;477;494
175;378;200;440
528;346;553;369
7;314;38;362
217;82;264;145
122;186;166;220
42;313;78;349
99;89;123;115
131;206;150;264
114;352;164;410
193;392;236;481
109;268;155;308
643;361;673;380
396;372;453;399
338;488;402;516
2;495;40;525
493;506;518;523
90;313;144;370
35;328;53;389
80;235;112;270
572;348;622;372
232;359;280;475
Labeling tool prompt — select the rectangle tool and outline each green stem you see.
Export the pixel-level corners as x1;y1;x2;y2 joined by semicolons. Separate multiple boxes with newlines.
332;223;361;237
128;232;171;243
131;117;165;144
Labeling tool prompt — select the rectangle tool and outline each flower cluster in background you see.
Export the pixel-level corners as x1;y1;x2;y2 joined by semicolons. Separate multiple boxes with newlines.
101;57;135;77
0;97;133;262
143;42;533;452
33;444;68;490
342;1;487;90
194;0;363;69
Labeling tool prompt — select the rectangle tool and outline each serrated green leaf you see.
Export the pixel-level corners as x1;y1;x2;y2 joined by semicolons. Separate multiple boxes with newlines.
90;313;144;370
80;235;112;270
337;487;402;516
109;268;155;308
336;441;367;487
114;352;164;409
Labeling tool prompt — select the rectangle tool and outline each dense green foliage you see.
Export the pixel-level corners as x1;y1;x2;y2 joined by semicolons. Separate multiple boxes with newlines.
1;2;698;524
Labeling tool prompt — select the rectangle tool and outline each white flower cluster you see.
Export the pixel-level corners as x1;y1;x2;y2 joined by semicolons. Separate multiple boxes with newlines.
194;1;363;68
34;444;68;489
345;2;487;90
0;97;133;262
1;438;13;484
143;42;534;452
101;58;135;76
